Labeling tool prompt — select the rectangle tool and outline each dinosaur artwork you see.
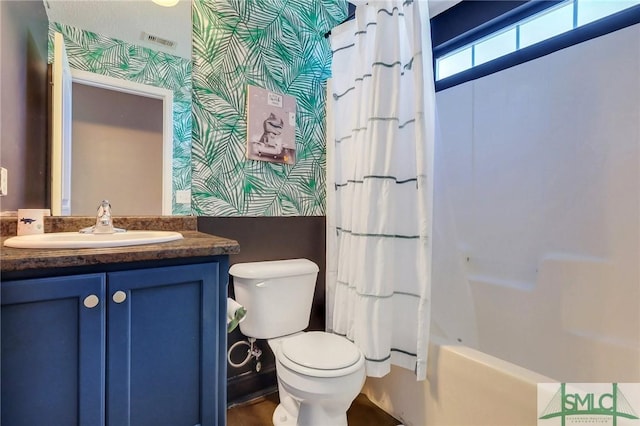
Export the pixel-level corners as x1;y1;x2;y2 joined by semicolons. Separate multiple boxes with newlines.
247;85;297;165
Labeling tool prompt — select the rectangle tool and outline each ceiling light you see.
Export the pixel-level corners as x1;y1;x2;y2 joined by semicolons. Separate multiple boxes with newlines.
152;0;179;7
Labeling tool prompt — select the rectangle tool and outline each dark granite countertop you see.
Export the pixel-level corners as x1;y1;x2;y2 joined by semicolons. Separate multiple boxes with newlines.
0;216;240;273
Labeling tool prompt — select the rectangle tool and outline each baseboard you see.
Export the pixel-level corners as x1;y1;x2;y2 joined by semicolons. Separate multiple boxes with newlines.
227;386;279;409
227;364;278;406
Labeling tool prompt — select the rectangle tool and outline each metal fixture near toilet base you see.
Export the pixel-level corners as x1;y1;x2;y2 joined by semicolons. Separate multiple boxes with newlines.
228;337;262;372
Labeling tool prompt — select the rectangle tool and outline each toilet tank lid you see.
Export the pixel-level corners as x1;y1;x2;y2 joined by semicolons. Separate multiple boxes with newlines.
229;258;319;279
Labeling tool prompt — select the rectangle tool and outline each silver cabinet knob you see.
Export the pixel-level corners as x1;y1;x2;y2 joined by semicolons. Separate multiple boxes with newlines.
112;290;127;303
83;294;100;308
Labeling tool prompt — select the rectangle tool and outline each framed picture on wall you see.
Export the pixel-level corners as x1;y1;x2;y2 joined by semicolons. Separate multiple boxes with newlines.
246;85;296;165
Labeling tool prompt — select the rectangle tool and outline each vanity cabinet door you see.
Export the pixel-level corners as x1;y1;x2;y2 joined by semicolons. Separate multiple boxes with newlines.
106;262;223;426
1;274;106;426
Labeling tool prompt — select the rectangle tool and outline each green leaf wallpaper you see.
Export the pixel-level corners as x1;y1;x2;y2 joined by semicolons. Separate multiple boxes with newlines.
48;22;192;215
192;0;347;216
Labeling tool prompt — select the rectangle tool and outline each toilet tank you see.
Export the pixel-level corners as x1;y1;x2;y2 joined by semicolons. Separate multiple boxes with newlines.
229;259;319;339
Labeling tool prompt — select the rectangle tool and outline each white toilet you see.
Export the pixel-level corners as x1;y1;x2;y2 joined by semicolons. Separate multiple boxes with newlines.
229;259;366;426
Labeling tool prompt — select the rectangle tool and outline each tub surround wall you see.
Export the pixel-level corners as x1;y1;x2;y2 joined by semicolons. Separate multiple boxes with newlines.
364;20;640;426
434;23;640;383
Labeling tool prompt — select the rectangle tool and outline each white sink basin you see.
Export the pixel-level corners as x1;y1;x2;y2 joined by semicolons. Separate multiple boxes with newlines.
3;230;183;249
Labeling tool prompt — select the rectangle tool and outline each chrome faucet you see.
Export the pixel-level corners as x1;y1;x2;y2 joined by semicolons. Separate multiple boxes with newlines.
94;200;114;234
79;200;126;234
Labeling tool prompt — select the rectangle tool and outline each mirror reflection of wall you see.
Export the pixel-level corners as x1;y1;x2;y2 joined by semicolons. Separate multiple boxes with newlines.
71;84;164;216
0;0;49;212
49;23;192;216
46;0;193;215
0;0;192;215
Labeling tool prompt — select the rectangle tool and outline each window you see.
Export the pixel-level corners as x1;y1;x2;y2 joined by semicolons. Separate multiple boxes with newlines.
434;0;640;84
474;28;517;66
437;46;473;80
519;2;574;48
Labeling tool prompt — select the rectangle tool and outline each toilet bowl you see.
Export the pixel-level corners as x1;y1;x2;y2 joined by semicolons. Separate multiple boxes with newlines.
229;259;366;426
268;332;366;426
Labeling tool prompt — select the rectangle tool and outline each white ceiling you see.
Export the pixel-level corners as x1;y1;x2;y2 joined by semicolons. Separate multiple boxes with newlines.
44;0;462;60
429;0;463;17
44;0;193;59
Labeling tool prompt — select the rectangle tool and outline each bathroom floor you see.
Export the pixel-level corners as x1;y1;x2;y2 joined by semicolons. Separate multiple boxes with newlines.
227;392;402;425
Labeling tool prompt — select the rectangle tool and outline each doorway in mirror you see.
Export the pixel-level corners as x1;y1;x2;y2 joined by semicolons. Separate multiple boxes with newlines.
71;84;164;216
50;67;175;216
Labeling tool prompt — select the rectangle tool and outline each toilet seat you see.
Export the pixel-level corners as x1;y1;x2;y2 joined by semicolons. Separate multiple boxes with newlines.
276;332;364;378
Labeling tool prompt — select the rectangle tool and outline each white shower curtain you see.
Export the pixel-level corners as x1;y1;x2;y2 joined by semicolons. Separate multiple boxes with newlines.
326;0;435;380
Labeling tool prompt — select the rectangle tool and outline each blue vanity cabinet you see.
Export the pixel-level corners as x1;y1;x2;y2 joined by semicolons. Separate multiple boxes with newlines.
107;263;223;426
1;260;228;426
1;274;106;426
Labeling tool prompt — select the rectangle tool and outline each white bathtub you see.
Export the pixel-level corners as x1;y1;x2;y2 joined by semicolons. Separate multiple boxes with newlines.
360;249;640;426
362;335;554;426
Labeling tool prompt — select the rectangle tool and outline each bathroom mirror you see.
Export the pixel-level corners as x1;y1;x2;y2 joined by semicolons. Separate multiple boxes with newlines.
46;0;192;216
